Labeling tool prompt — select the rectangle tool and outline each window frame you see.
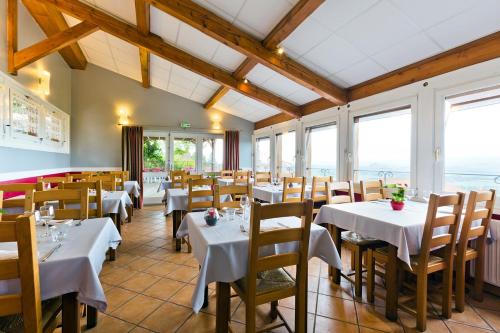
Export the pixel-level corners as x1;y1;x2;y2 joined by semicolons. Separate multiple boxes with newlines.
348;98;417;186
169;132;223;173
434;78;500;212
253;134;272;172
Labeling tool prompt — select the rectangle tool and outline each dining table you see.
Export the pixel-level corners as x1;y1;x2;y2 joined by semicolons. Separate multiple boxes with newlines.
164;188;232;251
176;211;342;333
252;184;313;203
313;199;491;321
0;217;121;333
121;180;141;198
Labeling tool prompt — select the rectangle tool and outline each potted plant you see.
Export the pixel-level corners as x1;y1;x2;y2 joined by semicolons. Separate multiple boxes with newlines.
390;187;405;210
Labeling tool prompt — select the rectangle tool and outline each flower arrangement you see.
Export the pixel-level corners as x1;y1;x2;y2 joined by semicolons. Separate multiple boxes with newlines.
385;184;406;210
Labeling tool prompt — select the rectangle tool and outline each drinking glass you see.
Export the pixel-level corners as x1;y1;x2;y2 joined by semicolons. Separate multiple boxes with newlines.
239;195;250;231
406;188;416;200
39;205;55;237
226;208;236;221
422;190;432;202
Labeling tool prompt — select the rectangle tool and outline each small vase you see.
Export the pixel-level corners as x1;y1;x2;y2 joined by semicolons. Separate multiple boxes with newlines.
391;200;404;211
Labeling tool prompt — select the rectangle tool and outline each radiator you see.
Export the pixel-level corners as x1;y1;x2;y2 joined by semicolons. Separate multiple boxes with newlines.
484;219;500;287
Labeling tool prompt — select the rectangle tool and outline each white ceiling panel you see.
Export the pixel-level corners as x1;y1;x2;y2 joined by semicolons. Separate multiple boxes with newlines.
335;58;387;86
90;0;136;24
391;0;477;30
372;33;442;72
210;45;247;72
116;61;141;81
191;0;246;23
302;34;365;74
311;0;379;33
213;90;281;122
336;1;420;56
425;0;500;50
176;24;220;62
281;18;331;57
150;7;180;44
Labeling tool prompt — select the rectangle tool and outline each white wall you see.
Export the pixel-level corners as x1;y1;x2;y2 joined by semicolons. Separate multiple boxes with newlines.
254;57;500;198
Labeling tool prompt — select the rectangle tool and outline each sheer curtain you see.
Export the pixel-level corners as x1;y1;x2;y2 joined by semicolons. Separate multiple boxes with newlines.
224;130;239;170
122;126;144;208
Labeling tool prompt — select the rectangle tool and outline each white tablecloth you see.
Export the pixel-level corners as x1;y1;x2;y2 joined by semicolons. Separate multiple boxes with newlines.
253;184;313;203
314;200;488;266
102;191;133;221
177;212;342;312
164;188;231;215
217;178;234;186
123;181;140;198
159;180;172;192
0;218;121;311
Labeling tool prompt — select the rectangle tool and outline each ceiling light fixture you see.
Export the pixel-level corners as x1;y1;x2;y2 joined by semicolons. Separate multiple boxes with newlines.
277;47;284;55
243;78;248;84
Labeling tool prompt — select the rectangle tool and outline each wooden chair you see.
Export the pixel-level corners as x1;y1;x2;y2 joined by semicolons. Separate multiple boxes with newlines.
277;172;293;180
234;170;251;186
229;200;314;333
220;170;234;179
91;174;116;191
59;181;103;218
66;173;91;182
282;177;305;203
254;172;272;186
214;184;253;209
37;175;73;184
455;189;496;312
171;170;186;189
187;178;214;212
311;176;333;214
0;214;61;333
330;181;355;204
360;179;385;201
366;192;465;332
184;174;202;186
0;184;37;221
341;179;387;297
26;189;90;220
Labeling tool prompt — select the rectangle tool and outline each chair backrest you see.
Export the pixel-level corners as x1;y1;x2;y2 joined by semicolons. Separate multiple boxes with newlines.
214;184;253;209
0;184;37;221
171;170;186;189
457;190;496;258
0;214;42;332
91;174;116;191
360;179;385;201
67;173;90;182
234;170;250;186
26;189;89;220
277;172;293;180
246;200;313;306
330;181;355;204
282;177;306;203
37;175;72;184
59;181;103;218
185;174;202;184
220;170;234;179
187;178;214;212
254;172;272;186
311;176;332;203
418;192;465;268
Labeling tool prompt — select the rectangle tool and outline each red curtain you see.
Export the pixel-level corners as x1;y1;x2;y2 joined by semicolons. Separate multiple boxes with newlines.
224;130;239;170
122;126;144;208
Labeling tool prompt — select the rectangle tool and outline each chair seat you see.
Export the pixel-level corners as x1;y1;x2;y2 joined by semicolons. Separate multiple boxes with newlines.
341;231;385;246
375;247;444;268
0;297;62;333
235;268;295;295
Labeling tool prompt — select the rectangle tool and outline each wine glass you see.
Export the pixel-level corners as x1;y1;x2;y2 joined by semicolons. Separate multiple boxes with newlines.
239;195;249;231
39;205;55;237
406;188;416;200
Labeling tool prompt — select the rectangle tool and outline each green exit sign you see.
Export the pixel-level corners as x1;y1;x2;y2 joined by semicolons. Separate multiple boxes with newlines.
180;121;191;129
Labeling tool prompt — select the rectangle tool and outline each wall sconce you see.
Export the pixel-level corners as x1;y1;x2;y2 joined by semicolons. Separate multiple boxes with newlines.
38;70;50;96
118;108;129;125
212;121;221;130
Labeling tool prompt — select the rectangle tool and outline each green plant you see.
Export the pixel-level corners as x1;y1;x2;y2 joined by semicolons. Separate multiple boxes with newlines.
391;187;406;203
144;139;166;169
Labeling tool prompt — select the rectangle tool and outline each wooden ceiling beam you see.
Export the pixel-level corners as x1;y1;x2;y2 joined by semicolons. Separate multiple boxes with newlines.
12;21;97;72
148;0;346;105
7;0;17;74
22;0;88;69
40;0;301;118
257;31;500;129
204;0;325;111
135;0;151;88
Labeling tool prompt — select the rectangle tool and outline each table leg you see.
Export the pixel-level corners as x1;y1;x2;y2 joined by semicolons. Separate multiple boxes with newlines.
385;245;398;321
86;306;98;329
216;282;230;333
108;247;116;261
126;205;133;223
62;292;80;333
173;210;182;251
329;225;342;284
111;213;121;234
203;286;209;308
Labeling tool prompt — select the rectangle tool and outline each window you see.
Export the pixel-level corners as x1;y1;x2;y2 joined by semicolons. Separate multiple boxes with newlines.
443;90;500;193
255;137;271;171
202;137;223;172
353;108;412;185
275;131;296;176
144;136;167;171
173;137;197;172
305;123;337;178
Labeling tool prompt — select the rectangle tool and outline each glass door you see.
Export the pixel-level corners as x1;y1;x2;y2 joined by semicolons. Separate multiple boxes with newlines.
304;123;337;179
275;131;296;177
143;134;168;205
172;137;197;173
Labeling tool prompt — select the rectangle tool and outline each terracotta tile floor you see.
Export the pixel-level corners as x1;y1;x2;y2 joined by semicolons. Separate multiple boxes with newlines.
64;205;500;332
